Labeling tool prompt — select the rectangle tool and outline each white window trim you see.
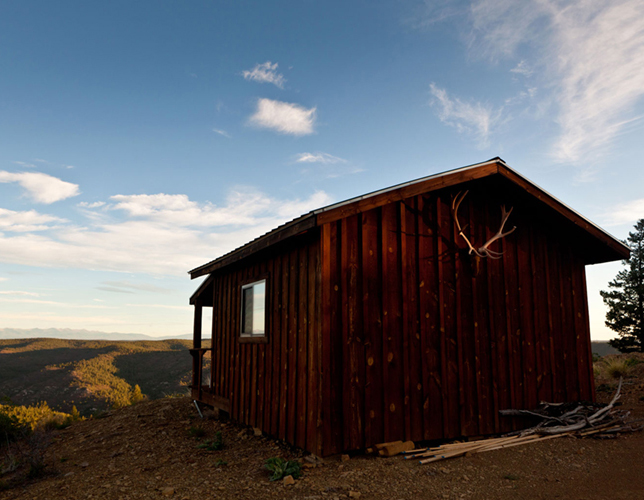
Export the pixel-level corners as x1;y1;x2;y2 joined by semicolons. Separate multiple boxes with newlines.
240;279;267;337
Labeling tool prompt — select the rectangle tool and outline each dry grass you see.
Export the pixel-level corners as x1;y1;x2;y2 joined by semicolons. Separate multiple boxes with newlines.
594;353;644;383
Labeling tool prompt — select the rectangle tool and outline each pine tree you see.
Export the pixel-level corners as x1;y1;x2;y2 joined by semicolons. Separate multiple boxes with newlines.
130;384;145;404
601;219;644;352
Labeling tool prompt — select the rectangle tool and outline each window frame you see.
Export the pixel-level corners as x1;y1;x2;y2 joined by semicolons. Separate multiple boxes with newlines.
239;274;269;344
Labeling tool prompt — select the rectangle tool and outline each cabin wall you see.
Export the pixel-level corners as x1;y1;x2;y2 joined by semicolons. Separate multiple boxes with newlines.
206;231;323;455
319;177;595;454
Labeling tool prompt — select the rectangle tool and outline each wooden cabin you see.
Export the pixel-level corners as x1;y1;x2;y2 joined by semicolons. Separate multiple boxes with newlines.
188;158;629;456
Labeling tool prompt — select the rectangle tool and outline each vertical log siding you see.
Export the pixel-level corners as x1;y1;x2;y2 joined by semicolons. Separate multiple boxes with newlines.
195;176;598;456
205;232;323;455
319;181;595;453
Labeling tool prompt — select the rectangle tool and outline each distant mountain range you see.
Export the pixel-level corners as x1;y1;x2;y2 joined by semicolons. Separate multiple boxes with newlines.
0;327;192;341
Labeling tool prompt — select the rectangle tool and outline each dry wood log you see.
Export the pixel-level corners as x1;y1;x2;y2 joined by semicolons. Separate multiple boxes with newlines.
374;440;403;450
379;440;415;457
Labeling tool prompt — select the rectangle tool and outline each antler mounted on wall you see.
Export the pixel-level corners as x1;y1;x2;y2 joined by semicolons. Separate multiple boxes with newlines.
451;190;516;259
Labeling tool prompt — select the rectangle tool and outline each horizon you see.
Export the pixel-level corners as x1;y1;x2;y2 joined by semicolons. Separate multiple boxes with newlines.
1;1;643;341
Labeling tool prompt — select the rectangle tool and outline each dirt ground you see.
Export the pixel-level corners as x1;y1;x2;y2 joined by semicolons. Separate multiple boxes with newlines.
2;356;644;500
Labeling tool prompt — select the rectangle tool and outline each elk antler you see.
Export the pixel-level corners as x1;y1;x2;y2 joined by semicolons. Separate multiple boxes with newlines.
451;190;516;259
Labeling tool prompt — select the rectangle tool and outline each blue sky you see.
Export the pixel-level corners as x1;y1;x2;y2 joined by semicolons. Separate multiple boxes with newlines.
1;0;643;339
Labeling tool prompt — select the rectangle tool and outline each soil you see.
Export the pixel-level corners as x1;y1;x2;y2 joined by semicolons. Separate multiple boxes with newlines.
2;356;644;500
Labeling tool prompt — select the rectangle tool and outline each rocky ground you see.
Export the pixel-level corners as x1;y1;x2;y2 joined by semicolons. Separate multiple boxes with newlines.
2;356;643;500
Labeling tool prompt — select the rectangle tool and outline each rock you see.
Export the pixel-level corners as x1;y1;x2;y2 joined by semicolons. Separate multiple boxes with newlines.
341;454;350;461
160;487;175;496
253;427;262;437
283;475;295;486
349;492;361;498
79;461;89;468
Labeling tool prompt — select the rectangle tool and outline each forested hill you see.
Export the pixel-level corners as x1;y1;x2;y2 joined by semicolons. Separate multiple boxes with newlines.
0;338;197;416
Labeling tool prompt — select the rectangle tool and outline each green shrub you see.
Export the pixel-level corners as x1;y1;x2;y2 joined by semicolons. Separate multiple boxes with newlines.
264;457;302;481
0;402;69;434
197;431;223;451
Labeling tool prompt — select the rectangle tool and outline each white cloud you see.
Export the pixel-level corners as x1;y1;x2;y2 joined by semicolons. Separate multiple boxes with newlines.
13;161;36;168
510;60;533;77
101;280;171;294
213;128;231;138
295;152;347;164
78;201;105;209
125;303;191;310
242;61;286;88
604;198;644;226
0;208;66;232
248;98;316;135
0;297;110;307
0;188;332;276
429;83;501;147
468;0;644;164
0;290;40;296
0;171;80;203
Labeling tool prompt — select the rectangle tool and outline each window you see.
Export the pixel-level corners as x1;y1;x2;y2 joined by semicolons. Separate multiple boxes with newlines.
240;279;266;337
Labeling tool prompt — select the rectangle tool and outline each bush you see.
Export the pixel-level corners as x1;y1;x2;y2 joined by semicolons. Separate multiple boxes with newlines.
0;402;70;433
603;358;632;379
264;457;302;481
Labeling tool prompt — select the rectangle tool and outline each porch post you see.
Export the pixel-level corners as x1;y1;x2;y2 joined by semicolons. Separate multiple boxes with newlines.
193;298;203;349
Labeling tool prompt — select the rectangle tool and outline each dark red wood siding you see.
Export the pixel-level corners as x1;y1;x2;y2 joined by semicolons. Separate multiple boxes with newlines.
319;178;596;453
206;231;323;455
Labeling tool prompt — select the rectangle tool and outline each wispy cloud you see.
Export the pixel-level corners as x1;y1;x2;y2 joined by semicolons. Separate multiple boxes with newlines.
294;152;364;179
604;198;644;226
213;128;231;138
96;286;135;294
248;98;316;135
101;280;171;294
13;161;36;168
0;208;66;232
0;188;332;276
125;303;191;310
78;201;105;209
0;290;40;296
429;83;501;147
242;61;286;89
295;152;347;164
0;171;80;203
468;0;644;164
510;60;533;77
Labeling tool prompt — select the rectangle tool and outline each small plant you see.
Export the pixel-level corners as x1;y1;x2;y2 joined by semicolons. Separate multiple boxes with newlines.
197;431;223;451
603;358;632;379
503;474;520;481
592;352;602;363
264;457;302;481
188;426;206;439
214;459;227;466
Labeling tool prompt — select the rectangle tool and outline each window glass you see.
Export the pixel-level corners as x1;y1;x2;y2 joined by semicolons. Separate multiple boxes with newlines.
241;280;266;336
